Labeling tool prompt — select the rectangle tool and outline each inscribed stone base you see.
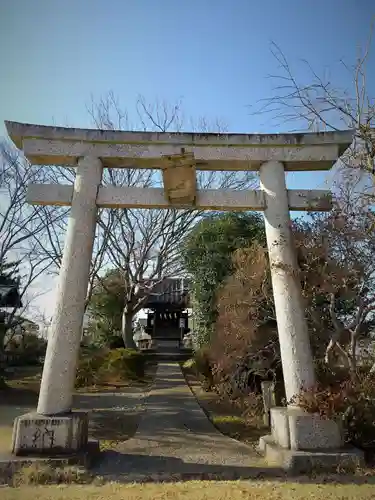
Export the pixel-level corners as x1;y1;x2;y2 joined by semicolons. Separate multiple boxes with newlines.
259;406;364;474
12;412;89;456
269;407;343;450
259;434;364;474
288;408;343;450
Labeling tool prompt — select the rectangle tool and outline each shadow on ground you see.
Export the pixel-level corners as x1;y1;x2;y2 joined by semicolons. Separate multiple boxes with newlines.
89;411;140;442
92;450;375;485
0;364;156;453
0;387;38;408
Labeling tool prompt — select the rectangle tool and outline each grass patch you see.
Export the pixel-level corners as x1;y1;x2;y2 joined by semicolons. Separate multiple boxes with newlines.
11;463;93;487
0;426;13;453
183;358;196;370
75;348;150;389
212;415;246;425
2;359;157;395
0;381;39;454
75;362;157;393
2;480;375;499
2;366;42;397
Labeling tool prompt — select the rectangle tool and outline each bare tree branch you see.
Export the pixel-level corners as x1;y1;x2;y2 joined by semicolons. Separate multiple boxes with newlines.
85;93;258;346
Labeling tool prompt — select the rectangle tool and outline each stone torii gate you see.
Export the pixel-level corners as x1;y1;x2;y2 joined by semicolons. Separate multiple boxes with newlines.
6;121;354;465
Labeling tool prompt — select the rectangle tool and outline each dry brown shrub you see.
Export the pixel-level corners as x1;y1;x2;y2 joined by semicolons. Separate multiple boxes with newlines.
211;244;277;384
210;214;375;397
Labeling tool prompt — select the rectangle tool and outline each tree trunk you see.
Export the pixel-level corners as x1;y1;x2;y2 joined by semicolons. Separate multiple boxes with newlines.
0;352;6;389
0;323;8;389
122;308;136;349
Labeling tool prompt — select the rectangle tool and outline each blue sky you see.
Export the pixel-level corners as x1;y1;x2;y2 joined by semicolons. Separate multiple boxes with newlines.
0;0;373;319
1;0;374;190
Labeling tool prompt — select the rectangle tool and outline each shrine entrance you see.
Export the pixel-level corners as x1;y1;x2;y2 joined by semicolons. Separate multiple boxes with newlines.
146;310;189;342
142;277;190;344
5;120;352;461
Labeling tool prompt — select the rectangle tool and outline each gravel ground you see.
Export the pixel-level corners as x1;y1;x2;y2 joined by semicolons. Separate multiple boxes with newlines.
0;370;154;454
1;362;278;481
93;362;279;481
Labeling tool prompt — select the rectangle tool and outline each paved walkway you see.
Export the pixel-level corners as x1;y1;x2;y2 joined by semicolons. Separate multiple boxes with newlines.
94;362;281;481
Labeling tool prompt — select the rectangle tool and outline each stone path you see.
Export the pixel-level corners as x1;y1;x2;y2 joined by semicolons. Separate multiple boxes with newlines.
93;362;282;481
75;389;150;444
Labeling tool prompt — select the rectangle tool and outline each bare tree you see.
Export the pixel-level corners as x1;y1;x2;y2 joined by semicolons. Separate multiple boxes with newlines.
253;23;375;189
324;205;375;375
28;161;117;312
3;94;256;350
249;24;375;376
295;189;375;379
86;93;257;347
0;143;64;382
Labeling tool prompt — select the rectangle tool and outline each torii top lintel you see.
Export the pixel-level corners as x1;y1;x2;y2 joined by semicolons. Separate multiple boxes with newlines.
5;121;353;172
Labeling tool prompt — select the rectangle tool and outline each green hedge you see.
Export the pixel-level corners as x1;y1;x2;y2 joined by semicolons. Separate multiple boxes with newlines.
75;348;145;388
103;348;145;379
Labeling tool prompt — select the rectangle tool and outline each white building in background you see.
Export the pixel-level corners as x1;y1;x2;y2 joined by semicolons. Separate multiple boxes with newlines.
41;312;91;341
135;307;195;331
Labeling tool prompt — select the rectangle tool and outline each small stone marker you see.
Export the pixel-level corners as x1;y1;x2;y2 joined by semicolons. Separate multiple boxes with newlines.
261;381;276;426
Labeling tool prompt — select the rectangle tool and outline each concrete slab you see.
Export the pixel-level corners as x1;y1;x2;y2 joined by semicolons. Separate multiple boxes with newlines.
260;435;364;474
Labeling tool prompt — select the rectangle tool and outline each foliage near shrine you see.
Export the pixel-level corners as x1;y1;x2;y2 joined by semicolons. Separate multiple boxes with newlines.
5;331;46;366
0;143;63;385
85;268;126;347
75;347;145;388
210;244;278;392
243;31;375;450
181;212;265;347
0;257;23;386
191;199;375;380
191;202;375;450
295;206;375;375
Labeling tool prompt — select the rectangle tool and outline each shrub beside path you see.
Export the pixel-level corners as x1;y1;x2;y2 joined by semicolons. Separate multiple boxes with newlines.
93;362;280;481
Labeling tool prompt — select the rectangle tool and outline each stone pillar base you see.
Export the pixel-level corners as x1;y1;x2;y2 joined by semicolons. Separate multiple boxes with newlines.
259;407;364;473
12;412;89;456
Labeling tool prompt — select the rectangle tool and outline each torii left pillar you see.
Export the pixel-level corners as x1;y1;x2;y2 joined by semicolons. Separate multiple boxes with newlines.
12;156;102;455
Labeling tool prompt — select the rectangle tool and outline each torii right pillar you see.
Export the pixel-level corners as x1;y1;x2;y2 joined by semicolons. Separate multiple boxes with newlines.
260;161;315;402
258;160;364;473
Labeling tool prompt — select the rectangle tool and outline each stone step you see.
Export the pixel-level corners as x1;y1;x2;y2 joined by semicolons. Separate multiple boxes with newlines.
141;348;192;362
258;434;364;474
